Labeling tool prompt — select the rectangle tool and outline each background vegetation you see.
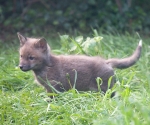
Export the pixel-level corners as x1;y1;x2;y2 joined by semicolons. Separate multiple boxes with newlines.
0;0;150;40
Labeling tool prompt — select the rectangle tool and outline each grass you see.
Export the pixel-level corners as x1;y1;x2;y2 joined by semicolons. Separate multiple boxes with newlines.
0;31;150;125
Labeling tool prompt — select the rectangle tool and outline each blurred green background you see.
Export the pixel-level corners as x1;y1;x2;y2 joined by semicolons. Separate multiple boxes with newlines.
0;0;150;40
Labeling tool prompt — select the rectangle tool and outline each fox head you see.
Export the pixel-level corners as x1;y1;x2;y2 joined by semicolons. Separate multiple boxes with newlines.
17;33;51;71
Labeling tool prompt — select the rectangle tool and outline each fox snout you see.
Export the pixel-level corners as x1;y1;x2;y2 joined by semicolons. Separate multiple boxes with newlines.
19;64;31;71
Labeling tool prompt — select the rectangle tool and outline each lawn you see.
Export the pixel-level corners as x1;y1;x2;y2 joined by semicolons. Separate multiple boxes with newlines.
0;31;150;125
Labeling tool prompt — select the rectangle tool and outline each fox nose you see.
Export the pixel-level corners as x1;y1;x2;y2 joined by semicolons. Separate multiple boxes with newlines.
19;65;23;70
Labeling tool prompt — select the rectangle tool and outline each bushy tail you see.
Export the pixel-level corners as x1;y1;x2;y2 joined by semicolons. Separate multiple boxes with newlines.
106;40;142;69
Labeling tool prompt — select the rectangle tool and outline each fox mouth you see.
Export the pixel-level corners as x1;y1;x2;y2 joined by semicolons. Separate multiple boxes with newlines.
19;65;31;71
20;69;30;72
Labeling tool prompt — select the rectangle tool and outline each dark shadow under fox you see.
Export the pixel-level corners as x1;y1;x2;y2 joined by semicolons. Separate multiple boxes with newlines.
17;32;142;97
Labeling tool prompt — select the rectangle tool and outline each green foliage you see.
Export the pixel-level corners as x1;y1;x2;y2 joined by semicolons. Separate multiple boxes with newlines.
0;0;150;35
57;34;103;56
0;32;150;124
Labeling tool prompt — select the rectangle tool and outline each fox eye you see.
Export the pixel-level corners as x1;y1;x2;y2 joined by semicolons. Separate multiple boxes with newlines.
29;56;35;60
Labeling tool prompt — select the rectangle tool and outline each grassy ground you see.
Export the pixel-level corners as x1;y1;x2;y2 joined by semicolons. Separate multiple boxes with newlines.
0;31;150;125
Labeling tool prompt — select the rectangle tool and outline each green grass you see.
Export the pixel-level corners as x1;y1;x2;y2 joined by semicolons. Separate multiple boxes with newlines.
0;31;150;125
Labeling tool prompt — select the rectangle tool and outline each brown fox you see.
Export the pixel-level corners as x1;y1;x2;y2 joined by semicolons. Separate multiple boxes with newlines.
17;33;142;96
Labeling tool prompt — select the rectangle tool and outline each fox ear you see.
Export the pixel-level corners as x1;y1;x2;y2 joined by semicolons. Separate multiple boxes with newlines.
34;38;47;51
17;32;27;46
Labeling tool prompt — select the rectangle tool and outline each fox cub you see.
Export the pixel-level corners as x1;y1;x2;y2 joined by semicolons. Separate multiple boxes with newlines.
17;33;142;96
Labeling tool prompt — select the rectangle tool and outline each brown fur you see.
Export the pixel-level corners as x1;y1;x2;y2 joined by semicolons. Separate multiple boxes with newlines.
17;33;142;96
